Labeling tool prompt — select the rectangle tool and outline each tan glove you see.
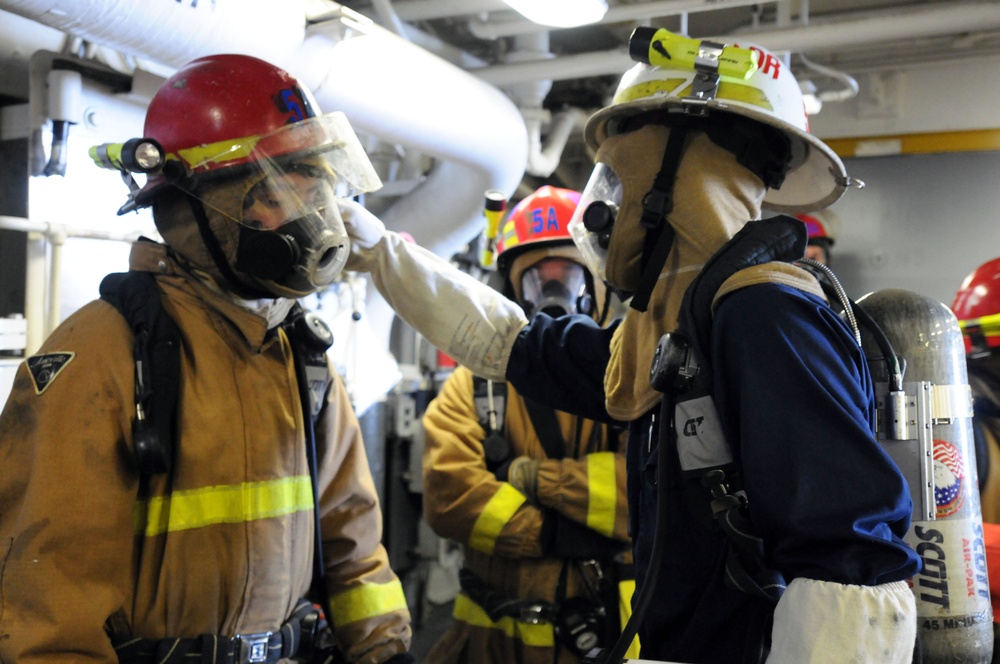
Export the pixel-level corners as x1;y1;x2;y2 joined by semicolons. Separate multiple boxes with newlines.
337;199;527;381
502;456;541;505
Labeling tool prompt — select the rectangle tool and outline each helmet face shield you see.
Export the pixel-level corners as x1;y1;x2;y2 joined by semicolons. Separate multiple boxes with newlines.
568;162;622;287
519;258;592;318
175;113;382;198
171;113;382;297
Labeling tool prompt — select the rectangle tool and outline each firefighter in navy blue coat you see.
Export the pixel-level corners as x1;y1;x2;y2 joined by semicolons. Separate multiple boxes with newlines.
338;29;921;664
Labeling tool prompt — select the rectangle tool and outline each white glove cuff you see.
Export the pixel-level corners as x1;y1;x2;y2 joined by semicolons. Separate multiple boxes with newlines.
768;577;916;664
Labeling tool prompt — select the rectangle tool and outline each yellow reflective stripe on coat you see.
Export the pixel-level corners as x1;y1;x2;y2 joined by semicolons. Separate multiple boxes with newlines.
135;476;314;536
586;452;617;537
453;593;555;647
618;579;641;658
469;483;526;554
329;579;409;626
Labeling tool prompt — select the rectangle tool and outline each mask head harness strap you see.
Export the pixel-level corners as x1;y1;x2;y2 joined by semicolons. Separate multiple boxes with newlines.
180;190;276;300
626;114;691;312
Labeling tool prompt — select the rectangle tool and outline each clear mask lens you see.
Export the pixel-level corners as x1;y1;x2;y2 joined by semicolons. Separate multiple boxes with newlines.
520;258;590;318
228;158;355;293
567;162;622;286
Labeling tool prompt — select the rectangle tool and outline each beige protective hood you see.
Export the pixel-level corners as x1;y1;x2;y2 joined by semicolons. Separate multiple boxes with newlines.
602;127;764;421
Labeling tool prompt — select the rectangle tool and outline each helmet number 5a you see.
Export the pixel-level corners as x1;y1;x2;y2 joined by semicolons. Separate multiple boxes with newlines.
281;89;304;121
531;206;560;233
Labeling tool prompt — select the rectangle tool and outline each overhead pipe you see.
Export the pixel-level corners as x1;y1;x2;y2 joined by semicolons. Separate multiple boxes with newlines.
299;14;526;256
502;31;583;178
726;1;1000;54
470;0;1000;85
0;0;527;358
0;0;527;260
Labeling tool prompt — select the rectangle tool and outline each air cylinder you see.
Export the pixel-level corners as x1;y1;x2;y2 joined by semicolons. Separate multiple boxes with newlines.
857;288;993;663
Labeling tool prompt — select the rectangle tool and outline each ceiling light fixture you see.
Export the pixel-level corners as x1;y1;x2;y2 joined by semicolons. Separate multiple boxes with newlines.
501;0;608;28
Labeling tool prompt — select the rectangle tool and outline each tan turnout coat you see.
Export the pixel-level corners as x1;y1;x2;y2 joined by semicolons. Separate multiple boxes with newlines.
422;365;634;664
0;241;410;663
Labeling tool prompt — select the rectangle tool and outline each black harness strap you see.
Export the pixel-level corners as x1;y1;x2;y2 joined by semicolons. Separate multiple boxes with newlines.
523;396;567;460
629;119;690;313
281;306;335;632
459;568;559;624
99;269;181;475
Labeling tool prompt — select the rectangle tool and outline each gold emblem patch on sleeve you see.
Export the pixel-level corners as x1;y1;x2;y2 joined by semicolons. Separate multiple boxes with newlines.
26;352;76;395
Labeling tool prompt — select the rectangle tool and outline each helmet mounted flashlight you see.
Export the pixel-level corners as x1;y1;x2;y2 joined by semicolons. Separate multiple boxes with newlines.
89;137;166;174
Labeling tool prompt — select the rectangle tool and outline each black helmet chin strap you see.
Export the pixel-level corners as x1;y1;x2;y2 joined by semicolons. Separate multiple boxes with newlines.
183;192;275;300
629;117;691;312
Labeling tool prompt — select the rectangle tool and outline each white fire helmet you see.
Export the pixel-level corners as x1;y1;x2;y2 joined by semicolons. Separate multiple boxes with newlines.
584;30;852;213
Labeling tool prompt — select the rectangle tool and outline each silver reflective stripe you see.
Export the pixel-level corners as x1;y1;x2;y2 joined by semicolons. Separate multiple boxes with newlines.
675;395;732;471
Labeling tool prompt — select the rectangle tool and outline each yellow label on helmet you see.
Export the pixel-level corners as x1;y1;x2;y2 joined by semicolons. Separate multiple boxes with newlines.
642;29;759;81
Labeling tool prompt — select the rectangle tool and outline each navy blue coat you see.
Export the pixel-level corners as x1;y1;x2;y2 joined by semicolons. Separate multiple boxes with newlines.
506;282;921;663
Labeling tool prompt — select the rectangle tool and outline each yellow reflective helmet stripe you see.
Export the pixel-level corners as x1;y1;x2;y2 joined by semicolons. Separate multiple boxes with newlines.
615;78;774;113
135;475;314;536
618;579;642;658
469;483;526;554
500;219;521;251
959;312;1000;338
175;134;262;171
453;593;555;647
329;579;409;626
586;452;617;538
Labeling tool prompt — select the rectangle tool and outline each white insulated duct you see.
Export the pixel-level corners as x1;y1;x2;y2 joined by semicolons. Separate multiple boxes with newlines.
298;16;527;256
0;0;528;259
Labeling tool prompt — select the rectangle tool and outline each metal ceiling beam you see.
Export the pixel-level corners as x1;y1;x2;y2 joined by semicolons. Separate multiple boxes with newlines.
471;1;1000;85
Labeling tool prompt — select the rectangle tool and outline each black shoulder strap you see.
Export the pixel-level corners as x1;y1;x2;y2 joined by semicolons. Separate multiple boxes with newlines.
677;215;807;363
100;271;181;475
281;305;335;628
522;397;566;460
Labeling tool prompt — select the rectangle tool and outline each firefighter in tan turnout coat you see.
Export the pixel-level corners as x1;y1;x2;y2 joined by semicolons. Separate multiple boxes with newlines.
0;54;413;664
421;186;636;664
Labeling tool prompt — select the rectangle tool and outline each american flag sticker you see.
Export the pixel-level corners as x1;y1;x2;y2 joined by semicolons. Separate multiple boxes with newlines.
933;439;967;518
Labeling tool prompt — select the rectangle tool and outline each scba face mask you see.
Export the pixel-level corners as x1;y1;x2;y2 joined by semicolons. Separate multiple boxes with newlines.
179;113;383;298
234;162;350;296
519;257;593;318
567;162;622;289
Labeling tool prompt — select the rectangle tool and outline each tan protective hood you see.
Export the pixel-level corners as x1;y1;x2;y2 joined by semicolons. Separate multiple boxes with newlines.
152;176;257;292
602;128;804;421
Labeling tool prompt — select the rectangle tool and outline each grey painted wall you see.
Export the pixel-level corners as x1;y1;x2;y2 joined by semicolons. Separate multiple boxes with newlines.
824;150;1000;310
